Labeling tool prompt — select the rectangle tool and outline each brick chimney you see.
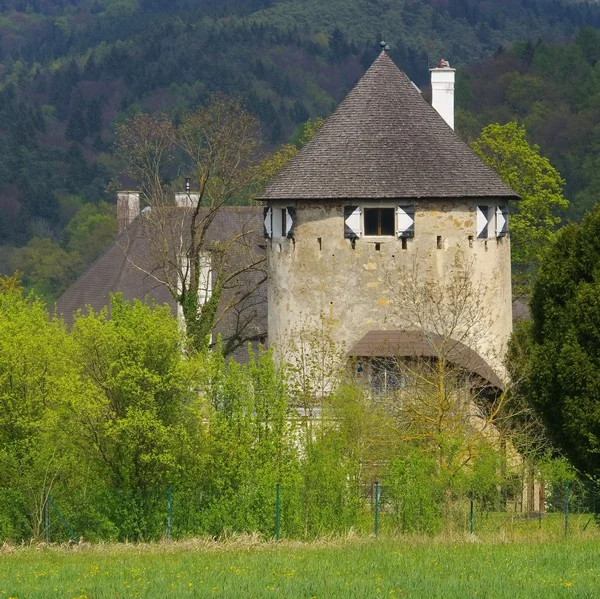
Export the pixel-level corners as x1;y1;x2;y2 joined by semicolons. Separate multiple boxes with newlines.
117;191;140;233
430;59;456;130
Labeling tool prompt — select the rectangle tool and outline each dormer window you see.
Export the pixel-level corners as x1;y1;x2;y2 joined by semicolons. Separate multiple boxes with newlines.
364;208;395;236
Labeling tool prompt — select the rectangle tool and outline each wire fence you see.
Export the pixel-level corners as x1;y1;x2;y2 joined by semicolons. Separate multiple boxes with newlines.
1;478;598;544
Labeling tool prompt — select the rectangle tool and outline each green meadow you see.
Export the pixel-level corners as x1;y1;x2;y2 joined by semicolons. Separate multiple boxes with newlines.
1;536;600;599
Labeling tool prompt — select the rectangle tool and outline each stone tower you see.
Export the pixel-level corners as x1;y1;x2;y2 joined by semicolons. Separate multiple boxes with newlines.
257;52;518;385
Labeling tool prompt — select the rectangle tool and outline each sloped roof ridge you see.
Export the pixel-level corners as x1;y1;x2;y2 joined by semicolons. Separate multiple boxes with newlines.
258;52;517;201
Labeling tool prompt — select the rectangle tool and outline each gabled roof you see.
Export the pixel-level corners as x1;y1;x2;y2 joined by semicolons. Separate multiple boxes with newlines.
258;52;518;201
55;206;268;361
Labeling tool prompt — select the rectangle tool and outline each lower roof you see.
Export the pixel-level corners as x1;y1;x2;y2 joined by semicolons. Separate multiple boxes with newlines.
347;329;503;390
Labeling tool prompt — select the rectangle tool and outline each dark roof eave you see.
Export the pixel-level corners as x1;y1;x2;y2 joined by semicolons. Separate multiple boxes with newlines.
256;193;521;202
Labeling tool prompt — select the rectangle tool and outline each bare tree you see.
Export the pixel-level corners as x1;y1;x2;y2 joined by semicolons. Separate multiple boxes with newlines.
114;95;267;354
370;252;528;480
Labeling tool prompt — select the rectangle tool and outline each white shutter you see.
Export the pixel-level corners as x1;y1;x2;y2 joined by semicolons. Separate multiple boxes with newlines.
477;205;489;239
496;205;508;237
286;207;296;238
198;252;212;305
263;207;272;239
396;204;415;238
344;206;362;238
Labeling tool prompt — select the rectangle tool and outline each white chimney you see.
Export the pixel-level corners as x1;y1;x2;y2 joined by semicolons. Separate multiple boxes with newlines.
430;59;456;130
117;191;140;233
174;192;200;208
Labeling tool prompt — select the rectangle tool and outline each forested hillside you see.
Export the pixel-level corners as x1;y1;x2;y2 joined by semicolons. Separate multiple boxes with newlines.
0;0;599;300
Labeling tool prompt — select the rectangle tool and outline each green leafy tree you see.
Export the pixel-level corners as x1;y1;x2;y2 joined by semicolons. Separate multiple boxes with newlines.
9;237;83;302
64;201;116;264
471;122;568;297
68;295;197;492
65;89;88;143
525;205;600;478
0;277;79;540
194;344;300;536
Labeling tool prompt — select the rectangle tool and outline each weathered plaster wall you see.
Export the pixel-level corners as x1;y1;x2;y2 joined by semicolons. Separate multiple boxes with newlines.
267;199;512;380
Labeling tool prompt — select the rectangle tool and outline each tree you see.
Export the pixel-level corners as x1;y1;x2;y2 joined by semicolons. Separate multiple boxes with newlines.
86;97;103;135
379;253;513;483
9;237;83;301
65;89;88;143
0;277;79;539
67;295;197;492
64;201;116;265
115;95;266;355
471;122;568;297
525;205;600;479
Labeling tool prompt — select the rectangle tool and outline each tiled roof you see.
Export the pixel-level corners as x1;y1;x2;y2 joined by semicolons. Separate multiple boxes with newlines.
55;206;267;362
347;329;503;390
257;52;518;201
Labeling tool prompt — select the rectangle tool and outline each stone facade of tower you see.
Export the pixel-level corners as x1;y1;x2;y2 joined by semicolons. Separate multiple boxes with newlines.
258;52;518;385
265;199;511;378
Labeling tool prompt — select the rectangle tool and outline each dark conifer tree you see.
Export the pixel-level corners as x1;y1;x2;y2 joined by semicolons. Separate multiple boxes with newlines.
66;90;88;143
66;143;90;192
86;98;103;135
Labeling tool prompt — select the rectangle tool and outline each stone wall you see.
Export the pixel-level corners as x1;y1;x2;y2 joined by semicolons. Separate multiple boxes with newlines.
267;198;512;381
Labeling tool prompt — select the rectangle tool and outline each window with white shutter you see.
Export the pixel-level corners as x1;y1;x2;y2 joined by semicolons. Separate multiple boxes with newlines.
496;205;508;237
267;205;295;239
263;207;272;239
396;204;415;238
344;206;362;238
364;208;395;236
285;207;295;238
477;205;489;239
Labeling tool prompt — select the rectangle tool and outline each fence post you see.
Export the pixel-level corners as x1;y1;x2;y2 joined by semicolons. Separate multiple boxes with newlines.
167;486;173;543
44;495;50;543
374;481;380;538
48;495;77;543
469;492;475;535
564;480;570;537
275;483;281;541
538;484;543;529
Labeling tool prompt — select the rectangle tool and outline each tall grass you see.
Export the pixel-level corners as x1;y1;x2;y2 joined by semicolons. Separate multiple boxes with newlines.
1;536;600;598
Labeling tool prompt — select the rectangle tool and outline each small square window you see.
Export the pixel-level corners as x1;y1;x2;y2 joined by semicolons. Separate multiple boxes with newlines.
364;208;395;236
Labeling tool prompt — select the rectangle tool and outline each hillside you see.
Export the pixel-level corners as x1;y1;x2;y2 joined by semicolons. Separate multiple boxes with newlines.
0;0;599;299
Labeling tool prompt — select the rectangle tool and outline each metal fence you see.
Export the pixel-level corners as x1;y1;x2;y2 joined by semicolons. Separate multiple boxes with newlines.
1;479;598;544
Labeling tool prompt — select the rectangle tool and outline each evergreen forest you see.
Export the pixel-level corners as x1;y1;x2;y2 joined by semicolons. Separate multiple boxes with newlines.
0;0;600;300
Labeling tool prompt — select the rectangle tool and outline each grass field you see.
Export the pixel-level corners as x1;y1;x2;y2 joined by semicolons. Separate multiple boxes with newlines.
1;535;600;599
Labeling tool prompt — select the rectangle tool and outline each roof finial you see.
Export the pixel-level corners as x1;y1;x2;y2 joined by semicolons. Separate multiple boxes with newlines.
380;40;390;52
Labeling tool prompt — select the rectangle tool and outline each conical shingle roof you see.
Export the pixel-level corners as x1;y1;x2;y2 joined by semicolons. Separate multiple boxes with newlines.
258;52;517;201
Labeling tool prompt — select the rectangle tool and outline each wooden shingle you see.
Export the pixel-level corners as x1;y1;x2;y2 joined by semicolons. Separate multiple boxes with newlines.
258;52;518;201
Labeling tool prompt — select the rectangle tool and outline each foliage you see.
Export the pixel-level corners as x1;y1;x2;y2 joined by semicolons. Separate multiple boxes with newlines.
505;320;553;461
7;201;116;302
457;27;600;222
524;205;600;479
0;1;599;278
0;280;77;539
68;295;194;489
0;284;583;542
471;122;568;297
